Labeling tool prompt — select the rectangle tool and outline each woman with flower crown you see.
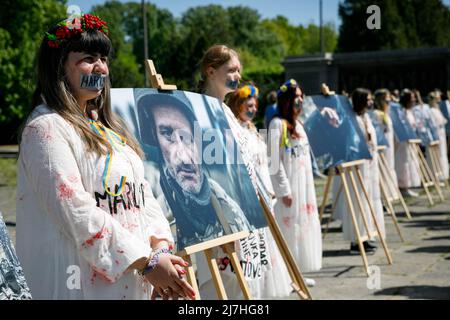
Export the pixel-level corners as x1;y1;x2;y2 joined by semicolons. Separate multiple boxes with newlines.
16;14;195;300
267;79;322;286
226;84;293;298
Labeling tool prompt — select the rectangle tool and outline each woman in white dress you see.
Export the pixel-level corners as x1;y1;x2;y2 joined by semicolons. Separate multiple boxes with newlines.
227;84;292;298
195;45;280;299
395;89;421;196
333;89;386;254
16;14;195;300
373;89;398;191
268;79;322;278
428;91;449;180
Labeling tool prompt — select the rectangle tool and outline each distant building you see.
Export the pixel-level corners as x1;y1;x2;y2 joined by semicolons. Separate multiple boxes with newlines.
282;47;450;95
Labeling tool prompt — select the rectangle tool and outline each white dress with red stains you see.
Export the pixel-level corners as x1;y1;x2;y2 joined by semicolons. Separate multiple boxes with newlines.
268;118;322;273
196;103;274;300
395;109;421;188
16;105;173;300
239;121;292;298
429;107;449;180
333;113;386;243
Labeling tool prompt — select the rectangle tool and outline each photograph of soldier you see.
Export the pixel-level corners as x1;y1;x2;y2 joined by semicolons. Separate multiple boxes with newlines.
136;92;255;250
302;94;372;170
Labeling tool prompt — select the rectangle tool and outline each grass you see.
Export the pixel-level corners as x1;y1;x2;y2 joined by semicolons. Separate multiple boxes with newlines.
0;158;17;187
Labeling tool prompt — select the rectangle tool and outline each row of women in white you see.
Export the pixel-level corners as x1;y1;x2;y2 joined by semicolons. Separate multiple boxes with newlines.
16;12;448;299
197;44;450;299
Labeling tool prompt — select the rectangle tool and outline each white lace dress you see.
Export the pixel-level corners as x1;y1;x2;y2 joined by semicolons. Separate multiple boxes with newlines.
196;103;274;300
429;107;449;180
239;121;292;298
395;109;421;188
16;105;173;299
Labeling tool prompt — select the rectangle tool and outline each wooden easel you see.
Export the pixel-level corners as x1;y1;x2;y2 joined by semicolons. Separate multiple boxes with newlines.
258;190;311;300
145;60;311;300
407;139;444;205
376;146;409;242
427;141;450;191
319;160;393;276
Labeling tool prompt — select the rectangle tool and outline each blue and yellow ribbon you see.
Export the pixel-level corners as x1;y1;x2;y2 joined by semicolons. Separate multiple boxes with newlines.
89;119;127;197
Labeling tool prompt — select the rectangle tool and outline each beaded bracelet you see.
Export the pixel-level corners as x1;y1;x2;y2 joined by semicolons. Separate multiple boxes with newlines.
140;248;171;276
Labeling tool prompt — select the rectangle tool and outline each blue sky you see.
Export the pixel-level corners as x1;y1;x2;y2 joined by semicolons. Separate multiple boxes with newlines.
71;0;450;28
71;0;342;27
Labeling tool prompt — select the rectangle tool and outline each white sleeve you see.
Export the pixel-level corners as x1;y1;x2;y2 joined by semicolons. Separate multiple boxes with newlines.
20;116;150;283
267;118;292;197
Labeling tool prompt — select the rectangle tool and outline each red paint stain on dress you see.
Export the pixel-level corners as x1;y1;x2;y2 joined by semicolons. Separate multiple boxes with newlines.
305;203;316;215
58;183;74;200
82;227;109;248
90;269;97;285
282;217;291;228
68;175;79;183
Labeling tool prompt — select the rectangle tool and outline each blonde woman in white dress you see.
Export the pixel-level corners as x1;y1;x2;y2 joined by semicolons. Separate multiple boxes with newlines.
226;84;293;298
373;89;398;193
195;45;276;299
395;89;421;197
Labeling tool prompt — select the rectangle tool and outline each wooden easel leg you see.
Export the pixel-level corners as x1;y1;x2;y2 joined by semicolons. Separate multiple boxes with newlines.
204;248;228;300
348;169;373;240
377;157;405;241
222;243;253;300
258;196;311;299
418;145;445;201
319;174;333;224
323;183;342;239
379;172;405;241
340;169;370;276
431;145;450;191
183;255;201;300
355;166;393;265
409;143;434;206
379;151;412;219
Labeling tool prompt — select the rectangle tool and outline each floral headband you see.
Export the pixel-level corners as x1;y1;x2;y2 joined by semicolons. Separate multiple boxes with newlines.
277;79;298;96
237;85;259;99
46;14;109;49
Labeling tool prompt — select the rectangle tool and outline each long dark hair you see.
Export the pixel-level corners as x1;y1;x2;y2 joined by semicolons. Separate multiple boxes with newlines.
399;89;415;110
351;88;370;115
27;20;142;157
276;83;303;136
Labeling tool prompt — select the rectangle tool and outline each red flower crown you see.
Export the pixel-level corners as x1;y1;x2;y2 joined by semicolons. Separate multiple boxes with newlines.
46;14;109;49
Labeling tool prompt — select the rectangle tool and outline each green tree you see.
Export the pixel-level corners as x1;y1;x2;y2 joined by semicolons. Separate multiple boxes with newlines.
337;0;450;52
92;1;144;87
121;2;179;86
0;0;66;143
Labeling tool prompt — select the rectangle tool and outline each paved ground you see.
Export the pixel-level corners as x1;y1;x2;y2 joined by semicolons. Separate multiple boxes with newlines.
300;188;450;300
1;156;450;300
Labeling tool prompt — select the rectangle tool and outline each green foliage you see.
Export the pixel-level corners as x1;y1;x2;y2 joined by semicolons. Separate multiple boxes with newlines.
0;158;17;187
338;0;450;52
0;0;66;143
1;0;339;143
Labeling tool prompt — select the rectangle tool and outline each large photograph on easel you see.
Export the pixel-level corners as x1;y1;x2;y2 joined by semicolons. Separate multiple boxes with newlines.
300;94;372;170
111;89;267;251
389;102;418;142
